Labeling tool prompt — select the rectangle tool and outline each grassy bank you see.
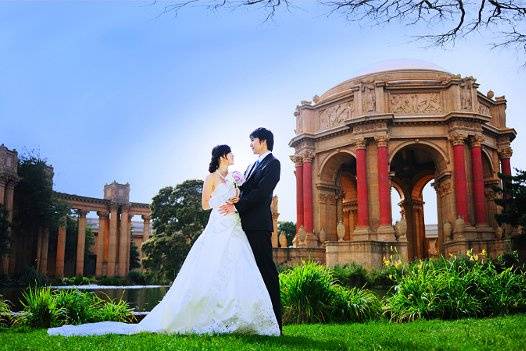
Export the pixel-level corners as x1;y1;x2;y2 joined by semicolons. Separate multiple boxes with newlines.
1;314;525;351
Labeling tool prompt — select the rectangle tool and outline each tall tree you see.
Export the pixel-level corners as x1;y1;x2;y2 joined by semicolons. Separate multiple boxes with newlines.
494;169;526;230
278;221;296;246
142;180;209;282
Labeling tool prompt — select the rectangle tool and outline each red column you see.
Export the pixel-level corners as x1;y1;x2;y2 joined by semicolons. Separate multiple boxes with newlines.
355;140;369;227
302;153;314;233
452;135;469;220
499;147;512;176
376;136;392;226
291;155;304;232
470;136;487;225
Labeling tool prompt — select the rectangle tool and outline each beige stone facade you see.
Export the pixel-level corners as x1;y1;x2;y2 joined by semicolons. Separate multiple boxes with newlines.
54;182;150;277
289;69;518;268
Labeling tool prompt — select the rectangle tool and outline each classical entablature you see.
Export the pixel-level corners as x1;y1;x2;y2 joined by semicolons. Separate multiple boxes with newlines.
289;69;517;268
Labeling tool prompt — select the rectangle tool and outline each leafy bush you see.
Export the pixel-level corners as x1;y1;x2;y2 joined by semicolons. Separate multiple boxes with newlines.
18;287;64;328
330;285;382;322
0;295;12;327
384;250;526;322
54;289;99;324
127;270;147;285
331;263;368;288
13;266;49;287
15;287;135;328
93;296;135;323
97;276;127;286
280;262;381;324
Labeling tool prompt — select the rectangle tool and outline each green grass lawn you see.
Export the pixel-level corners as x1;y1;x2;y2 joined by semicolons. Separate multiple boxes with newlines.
1;314;525;351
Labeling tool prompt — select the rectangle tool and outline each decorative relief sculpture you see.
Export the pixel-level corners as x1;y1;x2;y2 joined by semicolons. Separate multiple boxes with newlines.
460;82;473;110
390;93;442;114
478;102;491;116
319;101;354;130
362;85;376;113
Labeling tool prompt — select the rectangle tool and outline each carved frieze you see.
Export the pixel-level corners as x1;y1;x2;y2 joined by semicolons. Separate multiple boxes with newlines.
353;121;386;134
478;102;491;116
319;100;354;130
390;92;442;114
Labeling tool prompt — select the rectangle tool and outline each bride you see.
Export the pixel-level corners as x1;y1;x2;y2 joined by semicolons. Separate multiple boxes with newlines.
48;144;280;336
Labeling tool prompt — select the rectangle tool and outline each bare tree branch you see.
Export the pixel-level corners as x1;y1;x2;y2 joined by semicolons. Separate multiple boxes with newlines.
159;0;526;62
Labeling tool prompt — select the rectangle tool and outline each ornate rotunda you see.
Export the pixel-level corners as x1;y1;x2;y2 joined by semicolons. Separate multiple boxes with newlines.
289;69;516;268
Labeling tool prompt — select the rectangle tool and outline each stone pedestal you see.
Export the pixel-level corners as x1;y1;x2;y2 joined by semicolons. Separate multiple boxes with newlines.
326;240;407;269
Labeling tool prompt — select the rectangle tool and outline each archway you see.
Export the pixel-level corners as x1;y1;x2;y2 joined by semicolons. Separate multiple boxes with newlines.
318;151;357;241
390;143;446;260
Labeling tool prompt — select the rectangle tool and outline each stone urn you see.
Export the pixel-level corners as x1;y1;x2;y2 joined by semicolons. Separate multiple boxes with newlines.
318;228;327;244
279;231;288;248
337;221;345;242
443;221;452;240
298;226;306;246
454;216;465;237
395;217;407;239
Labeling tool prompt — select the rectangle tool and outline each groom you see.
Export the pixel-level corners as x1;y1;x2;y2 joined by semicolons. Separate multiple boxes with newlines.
219;127;282;334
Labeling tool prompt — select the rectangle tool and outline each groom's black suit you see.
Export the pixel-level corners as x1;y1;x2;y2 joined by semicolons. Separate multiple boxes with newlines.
235;153;282;332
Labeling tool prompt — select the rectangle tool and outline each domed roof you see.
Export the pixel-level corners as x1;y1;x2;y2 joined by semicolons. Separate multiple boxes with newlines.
319;61;454;103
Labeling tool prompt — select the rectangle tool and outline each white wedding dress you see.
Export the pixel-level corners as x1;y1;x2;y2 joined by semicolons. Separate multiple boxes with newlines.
48;180;280;336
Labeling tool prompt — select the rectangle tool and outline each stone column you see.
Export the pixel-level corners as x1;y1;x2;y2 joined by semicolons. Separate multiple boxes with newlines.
302;151;314;234
75;209;88;276
291;155;304;233
107;205;118;276
55;219;67;276
142;215;151;242
39;228;50;274
118;207;129;277
4;182;14;221
355;139;369;229
451;133;469;220
0;179;5;206
375;135;395;240
470;135;487;225
499;146;512;177
96;211;109;277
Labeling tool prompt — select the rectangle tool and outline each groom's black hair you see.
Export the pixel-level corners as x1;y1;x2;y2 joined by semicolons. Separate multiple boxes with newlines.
250;127;274;151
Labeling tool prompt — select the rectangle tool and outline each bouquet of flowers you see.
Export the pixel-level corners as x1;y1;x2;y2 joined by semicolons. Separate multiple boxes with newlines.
227;171;245;188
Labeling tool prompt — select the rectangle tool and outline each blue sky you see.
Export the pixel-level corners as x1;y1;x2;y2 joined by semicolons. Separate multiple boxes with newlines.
1;1;524;223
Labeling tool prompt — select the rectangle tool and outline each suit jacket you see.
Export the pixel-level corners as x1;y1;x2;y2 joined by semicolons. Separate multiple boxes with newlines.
235;153;280;232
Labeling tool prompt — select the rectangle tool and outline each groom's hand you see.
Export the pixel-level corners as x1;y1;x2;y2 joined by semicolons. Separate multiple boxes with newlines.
219;203;236;215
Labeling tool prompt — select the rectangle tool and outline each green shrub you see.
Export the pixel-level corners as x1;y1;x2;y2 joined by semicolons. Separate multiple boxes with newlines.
92;295;135;323
128;270;147;285
0;295;12;327
330;285;382;322
97;276;127;286
54;289;99;324
14;266;48;287
331;263;368;288
17;287;64;328
280;262;381;324
384;251;526;322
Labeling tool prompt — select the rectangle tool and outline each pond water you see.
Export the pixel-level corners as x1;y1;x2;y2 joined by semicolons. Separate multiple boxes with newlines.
0;285;170;312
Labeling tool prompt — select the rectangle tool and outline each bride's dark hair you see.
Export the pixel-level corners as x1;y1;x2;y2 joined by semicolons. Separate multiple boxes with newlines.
208;145;231;173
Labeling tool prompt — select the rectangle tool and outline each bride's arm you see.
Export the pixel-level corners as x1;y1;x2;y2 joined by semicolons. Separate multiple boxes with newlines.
201;174;216;210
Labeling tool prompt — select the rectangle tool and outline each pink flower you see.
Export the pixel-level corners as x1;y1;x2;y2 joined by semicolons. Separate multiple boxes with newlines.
231;171;245;187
